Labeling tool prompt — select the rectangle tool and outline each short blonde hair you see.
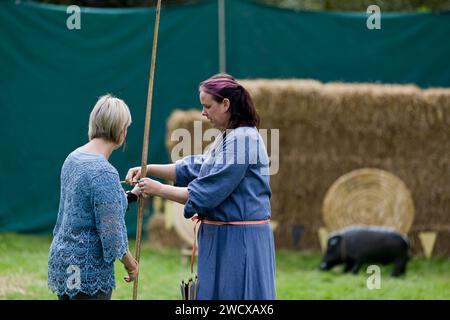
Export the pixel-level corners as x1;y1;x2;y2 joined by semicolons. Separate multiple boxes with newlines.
88;94;132;143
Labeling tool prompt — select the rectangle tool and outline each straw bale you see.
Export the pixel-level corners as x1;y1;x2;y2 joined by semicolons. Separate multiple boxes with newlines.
166;80;450;255
166;108;214;155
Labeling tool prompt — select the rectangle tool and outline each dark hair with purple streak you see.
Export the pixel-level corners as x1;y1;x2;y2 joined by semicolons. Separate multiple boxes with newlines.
199;73;260;129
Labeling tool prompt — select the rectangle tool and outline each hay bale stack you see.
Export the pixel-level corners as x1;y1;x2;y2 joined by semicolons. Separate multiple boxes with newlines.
165;81;450;255
146;211;185;249
166;109;213;157
240;79;450;255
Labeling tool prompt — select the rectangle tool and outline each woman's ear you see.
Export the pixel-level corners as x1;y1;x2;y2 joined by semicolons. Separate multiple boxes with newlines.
222;98;230;112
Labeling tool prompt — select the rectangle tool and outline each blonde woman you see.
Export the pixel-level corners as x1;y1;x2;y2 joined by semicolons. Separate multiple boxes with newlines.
48;94;139;300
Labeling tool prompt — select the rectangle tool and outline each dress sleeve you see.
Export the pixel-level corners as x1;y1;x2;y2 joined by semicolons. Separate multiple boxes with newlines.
174;154;205;187
92;171;128;264
183;133;251;218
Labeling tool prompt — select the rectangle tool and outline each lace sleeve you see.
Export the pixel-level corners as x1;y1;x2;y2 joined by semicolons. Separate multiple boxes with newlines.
92;171;128;264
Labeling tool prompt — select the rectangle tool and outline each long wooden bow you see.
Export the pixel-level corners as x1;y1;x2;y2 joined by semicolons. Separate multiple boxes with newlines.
132;0;162;300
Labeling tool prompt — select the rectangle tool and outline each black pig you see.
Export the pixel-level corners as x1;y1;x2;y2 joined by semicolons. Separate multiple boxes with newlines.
319;226;411;277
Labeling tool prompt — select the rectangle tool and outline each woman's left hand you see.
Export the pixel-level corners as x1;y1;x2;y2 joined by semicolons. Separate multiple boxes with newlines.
138;178;162;198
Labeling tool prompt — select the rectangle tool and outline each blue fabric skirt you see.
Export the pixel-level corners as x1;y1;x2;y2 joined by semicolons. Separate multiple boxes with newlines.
196;223;276;300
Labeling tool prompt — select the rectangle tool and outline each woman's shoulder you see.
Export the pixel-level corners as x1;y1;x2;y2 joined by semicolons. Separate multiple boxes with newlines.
90;162;119;181
65;149;119;178
226;126;261;142
233;126;258;133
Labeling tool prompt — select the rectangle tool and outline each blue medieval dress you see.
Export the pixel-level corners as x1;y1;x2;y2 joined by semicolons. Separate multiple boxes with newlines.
175;126;276;300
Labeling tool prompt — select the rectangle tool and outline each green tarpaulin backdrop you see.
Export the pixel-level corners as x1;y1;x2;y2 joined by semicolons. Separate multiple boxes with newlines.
1;0;449;235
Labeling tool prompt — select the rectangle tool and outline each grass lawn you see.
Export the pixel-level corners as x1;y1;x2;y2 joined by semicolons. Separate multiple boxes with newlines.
0;233;449;299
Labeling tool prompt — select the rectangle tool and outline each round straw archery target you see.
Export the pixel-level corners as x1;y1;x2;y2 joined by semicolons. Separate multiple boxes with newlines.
322;168;415;234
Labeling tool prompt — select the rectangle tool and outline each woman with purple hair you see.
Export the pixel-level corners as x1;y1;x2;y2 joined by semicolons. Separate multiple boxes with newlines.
126;73;276;300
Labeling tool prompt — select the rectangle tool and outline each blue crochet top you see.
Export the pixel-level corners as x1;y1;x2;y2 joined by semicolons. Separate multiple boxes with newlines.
48;148;128;297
